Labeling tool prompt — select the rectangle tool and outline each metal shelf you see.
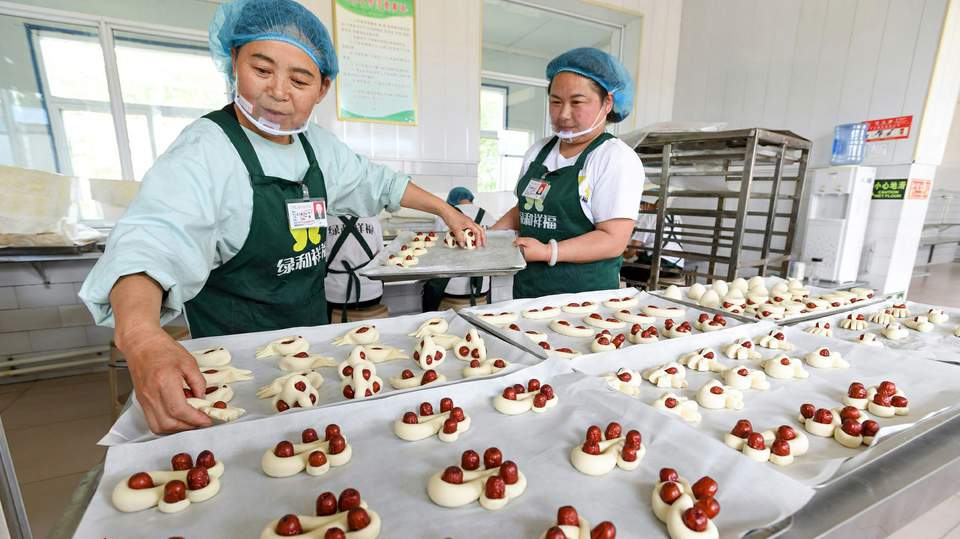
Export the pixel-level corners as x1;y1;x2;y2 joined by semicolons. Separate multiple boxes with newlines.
629;128;811;290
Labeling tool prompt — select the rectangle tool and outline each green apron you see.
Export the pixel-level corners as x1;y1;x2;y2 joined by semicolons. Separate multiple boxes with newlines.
421;206;486;311
183;106;329;338
326;215;375;323
512;133;621;299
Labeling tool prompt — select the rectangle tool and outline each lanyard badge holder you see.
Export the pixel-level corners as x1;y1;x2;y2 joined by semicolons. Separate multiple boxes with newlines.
521;172;551;200
286;183;328;230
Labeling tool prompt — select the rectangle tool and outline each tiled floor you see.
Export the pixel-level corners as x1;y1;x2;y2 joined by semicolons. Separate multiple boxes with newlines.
0;369;130;539
0;263;957;538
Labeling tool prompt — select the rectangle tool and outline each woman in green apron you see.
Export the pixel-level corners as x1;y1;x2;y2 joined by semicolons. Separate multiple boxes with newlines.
490;48;644;299
79;0;483;434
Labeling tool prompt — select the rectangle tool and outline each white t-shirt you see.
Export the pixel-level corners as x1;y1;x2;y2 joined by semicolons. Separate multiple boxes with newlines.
324;215;384;303
517;135;644;224
434;203;497;295
631;213;684;267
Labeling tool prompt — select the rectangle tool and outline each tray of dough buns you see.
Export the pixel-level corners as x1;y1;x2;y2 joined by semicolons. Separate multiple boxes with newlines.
654;276;883;326
100;310;540;446
74;358;816;539
790;299;960;363
460;287;766;361
360;229;526;282
565;322;960;487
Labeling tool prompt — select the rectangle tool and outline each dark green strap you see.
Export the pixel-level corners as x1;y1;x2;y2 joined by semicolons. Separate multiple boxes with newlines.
529;133;614;177
325;216;376;322
474;207;486;224
204;109;266;178
328;216;375;262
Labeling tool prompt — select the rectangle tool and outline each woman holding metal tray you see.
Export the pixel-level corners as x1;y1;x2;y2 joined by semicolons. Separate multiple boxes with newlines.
491;47;643;299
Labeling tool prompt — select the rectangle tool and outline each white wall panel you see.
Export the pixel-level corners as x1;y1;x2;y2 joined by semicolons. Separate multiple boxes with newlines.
740;2;778;128
761;0;802;127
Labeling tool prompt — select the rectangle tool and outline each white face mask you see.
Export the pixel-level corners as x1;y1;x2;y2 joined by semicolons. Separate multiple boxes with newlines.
551;85;616;143
232;84;309;137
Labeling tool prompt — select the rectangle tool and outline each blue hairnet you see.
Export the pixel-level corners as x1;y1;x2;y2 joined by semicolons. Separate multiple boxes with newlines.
209;0;338;85
446;187;474;206
546;47;634;123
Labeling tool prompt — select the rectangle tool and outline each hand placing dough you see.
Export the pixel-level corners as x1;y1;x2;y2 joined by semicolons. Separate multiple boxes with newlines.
187;399;245;422
261;425;352;478
443;228;478;249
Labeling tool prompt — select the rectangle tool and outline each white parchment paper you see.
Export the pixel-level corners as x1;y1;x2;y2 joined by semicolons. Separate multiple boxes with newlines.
566;324;960;486
360;230;526;281
461;287;767;358
74;359;815;539
101;310;542;446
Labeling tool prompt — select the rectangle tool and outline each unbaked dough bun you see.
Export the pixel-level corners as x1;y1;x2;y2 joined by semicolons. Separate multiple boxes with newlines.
278;352;337;371
257;370;321;399
755;330;795;351
553;347;583;359
612;309;656;325
694;314;726;332
561;301;599;314
395;399;471;442
903;315;934;332
187;398;245;422
665;490;720;539
854;332;883;347
425;333;461;350
651;475;692;524
537;506;594;539
721;338;760;360
261;425;352;477
678;348;726;373
112;451;224;513
548;319;594;338
463;358;509;378
399;243;427;257
889;303;911;318
849;286;874;299
651;392;701;422
663;319;694;339
602;296;639;309
839;313;868;331
359;345;409;363
271;373;321;412
731;277;750;294
493;379;558;415
589;332;625;353
409;317;449;338
583;313;627;330
882;322;908;340
804;347;848;369
643;362;688;389
338;349;383;400
190;346;231;367
570;423;645;476
697;290;721;308
257;335;308;358
760;354;808;379
426;448;527;510
723;367;770;390
867;309;894;324
477;311;518;325
925;308;948;324
696;380;744;410
710;280;729;298
521;306;561;319
687;283;706;301
332;324;379;346
628;324;660;344
411;230;438;247
388;368;447;389
383;253;418;267
601;368;642;395
803;321;832;337
413;335;446;369
664;285;683;300
443;228;478;249
747;275;766;289
454;328;487;362
641;304;686;318
259;491;381;539
194;365;253;385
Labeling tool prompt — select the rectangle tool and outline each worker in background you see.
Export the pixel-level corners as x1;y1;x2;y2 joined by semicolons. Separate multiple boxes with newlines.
324;215;384;322
423;187;497;310
622;188;684;286
490;47;643;298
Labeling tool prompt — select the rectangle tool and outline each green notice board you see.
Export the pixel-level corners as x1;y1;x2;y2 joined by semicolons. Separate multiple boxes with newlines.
871;179;908;200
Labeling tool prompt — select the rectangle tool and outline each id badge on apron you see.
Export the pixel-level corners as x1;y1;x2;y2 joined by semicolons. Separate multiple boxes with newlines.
522;179;550;200
286;197;328;229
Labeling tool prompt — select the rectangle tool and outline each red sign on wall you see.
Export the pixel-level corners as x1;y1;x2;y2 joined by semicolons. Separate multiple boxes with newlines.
907;179;931;200
865;115;912;142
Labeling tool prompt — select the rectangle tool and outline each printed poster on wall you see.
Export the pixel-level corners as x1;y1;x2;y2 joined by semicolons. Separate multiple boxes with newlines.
907;179;931;200
333;0;417;125
864;115;912;142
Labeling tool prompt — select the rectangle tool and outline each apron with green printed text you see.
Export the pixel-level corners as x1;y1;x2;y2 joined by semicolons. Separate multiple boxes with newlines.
512;133;622;299
183;106;329;338
326;215;375;323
